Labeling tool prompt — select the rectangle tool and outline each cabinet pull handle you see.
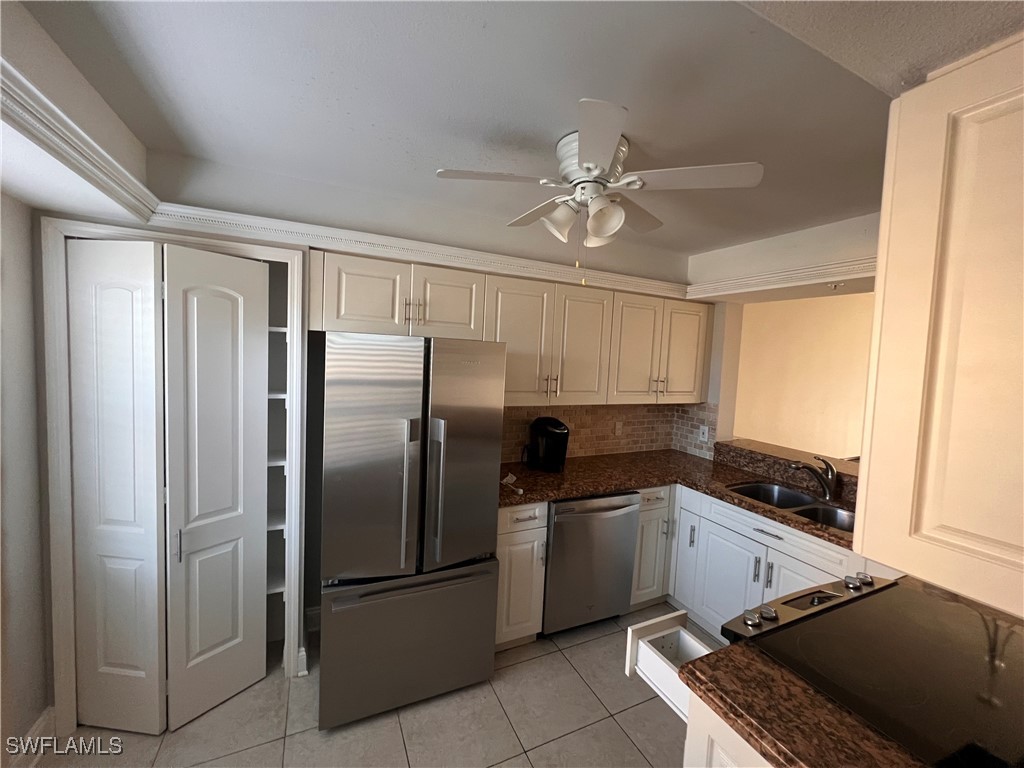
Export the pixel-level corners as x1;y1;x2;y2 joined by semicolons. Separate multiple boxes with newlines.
174;530;183;564
753;556;761;583
403;298;412;323
416;299;424;325
544;375;551;397
660;378;667;394
661;519;669;537
553;375;560;397
753;527;784;541
688;524;696;547
513;513;538;523
766;561;774;590
539;541;546;567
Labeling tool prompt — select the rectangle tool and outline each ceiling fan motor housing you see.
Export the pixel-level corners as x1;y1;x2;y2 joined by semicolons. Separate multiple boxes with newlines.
556;131;630;187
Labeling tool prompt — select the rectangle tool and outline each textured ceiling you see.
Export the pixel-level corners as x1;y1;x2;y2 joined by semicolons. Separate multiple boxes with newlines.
26;1;894;281
742;1;1024;96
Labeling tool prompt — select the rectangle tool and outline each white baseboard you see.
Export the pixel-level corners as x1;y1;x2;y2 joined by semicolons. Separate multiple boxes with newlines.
8;707;55;768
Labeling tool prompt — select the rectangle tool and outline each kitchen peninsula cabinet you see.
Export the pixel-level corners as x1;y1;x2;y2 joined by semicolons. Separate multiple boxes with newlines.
856;37;1023;616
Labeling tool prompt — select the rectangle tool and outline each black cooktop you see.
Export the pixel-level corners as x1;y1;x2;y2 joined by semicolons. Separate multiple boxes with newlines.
755;582;1024;767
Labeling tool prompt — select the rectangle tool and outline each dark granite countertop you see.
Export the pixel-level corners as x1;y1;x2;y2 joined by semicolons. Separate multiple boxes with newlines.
499;449;854;550
677;578;1023;767
678;641;923;768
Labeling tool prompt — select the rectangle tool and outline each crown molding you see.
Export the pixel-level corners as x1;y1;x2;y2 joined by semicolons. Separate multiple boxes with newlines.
0;58;159;222
684;256;876;300
149;203;691;299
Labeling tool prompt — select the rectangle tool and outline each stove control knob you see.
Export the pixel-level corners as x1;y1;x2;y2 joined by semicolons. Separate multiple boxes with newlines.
856;572;874;586
844;575;862;590
759;604;779;621
742;609;762;627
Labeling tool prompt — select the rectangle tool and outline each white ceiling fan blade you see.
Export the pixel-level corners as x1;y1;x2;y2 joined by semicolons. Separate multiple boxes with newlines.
622;162;764;191
614;195;663;233
506;196;567;227
436;169;550;184
578;99;628;174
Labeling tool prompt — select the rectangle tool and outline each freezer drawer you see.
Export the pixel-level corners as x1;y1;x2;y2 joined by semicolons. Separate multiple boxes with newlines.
319;559;498;729
624;610;713;721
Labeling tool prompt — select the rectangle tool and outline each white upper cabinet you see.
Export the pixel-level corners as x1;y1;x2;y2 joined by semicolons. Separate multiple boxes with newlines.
659;300;710;404
484;275;555;405
608;294;710;405
410;264;485;339
856;39;1023;616
608;293;664;404
322;252;412;334
551;284;613;405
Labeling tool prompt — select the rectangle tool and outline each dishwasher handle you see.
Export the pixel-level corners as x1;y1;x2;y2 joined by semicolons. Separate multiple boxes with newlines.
553;503;640;523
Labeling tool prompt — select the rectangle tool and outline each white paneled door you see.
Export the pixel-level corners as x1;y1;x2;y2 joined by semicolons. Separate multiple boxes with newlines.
164;244;269;729
68;241;167;734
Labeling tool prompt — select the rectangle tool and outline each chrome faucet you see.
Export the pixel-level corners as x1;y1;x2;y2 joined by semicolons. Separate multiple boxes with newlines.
789;456;838;501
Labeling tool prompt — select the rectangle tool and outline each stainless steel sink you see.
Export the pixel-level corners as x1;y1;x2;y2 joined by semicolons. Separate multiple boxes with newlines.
727;483;817;509
791;505;856;533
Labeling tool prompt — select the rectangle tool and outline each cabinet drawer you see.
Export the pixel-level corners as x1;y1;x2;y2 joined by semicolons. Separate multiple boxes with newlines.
624;610;713;721
639;486;670;511
498;502;548;534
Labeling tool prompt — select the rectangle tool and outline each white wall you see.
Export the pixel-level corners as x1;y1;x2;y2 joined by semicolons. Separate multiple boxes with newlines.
1;193;50;742
732;293;874;457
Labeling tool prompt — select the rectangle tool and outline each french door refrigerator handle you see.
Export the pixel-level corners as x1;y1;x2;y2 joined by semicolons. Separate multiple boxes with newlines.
430;417;448;562
400;419;412;570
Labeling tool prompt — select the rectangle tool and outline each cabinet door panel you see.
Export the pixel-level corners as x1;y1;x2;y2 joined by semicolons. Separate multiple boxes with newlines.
631;507;669;605
323;252;411;334
552;284;613;405
672;508;702;610
763;551;833;603
411;265;484;339
659;300;710;404
608;293;662;404
858;40;1023;615
692;520;766;642
484;276;554;405
495;528;546;644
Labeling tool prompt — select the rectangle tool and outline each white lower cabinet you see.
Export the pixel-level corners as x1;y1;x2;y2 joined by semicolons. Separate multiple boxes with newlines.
691;520;768;642
684;693;770;768
495;506;547;645
630;505;670;605
624;610;713;721
763;550;833;602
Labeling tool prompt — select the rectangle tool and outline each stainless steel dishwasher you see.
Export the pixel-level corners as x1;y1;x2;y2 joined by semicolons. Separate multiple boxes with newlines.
543;492;641;634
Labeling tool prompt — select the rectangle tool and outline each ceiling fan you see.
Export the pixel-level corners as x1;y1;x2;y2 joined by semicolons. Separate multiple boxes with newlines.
437;99;764;247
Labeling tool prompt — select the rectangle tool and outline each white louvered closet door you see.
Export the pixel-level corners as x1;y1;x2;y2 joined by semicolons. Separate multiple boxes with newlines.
164;244;269;729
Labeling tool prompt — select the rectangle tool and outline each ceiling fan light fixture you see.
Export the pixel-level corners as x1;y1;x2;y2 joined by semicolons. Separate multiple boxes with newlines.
584;233;616;248
587;194;625;238
540;200;579;243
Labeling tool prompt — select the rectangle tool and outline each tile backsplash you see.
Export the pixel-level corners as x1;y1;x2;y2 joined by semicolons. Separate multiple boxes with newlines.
501;402;718;463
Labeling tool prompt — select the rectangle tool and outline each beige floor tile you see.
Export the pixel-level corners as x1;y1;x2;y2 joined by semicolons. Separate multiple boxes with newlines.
282;711;407;768
35;727;164;768
614;603;676;631
196;739;284;767
526;718;648;768
399;683;521;768
490;755;531;768
153;670;289;767
615;698;687;768
562;633;656;714
286;666;319;735
547;620;620;650
490;653;607;751
494;640;558;670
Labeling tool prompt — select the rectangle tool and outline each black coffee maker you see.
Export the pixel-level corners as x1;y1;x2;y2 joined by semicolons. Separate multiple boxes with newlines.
523;417;570;472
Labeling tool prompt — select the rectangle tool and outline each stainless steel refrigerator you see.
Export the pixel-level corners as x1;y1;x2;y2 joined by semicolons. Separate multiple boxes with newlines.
306;332;506;729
